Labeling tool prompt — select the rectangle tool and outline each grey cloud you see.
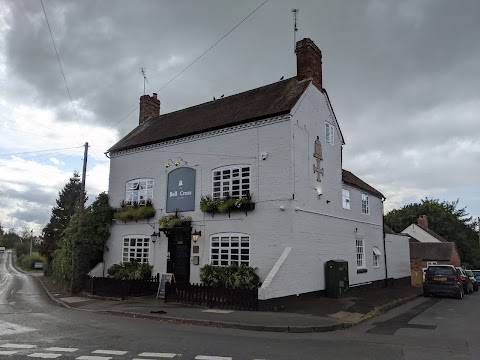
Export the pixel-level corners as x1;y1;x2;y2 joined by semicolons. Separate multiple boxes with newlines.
2;0;480;228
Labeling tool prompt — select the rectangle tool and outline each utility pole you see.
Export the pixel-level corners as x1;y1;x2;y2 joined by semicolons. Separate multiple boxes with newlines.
71;142;88;293
30;229;33;256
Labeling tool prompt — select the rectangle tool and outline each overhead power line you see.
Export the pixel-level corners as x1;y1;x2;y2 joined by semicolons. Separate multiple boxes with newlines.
0;146;83;157
0;103;83;144
109;0;270;130
40;0;85;141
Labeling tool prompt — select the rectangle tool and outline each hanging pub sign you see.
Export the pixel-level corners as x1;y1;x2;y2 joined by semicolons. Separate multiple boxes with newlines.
166;167;196;213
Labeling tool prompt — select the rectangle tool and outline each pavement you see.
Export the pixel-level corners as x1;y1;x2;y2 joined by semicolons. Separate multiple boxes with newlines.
31;272;421;333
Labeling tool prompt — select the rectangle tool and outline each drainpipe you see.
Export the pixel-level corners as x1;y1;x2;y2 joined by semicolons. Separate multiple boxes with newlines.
382;199;388;287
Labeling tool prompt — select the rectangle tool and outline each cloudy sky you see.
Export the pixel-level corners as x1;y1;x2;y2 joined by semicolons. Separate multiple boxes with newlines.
1;0;479;235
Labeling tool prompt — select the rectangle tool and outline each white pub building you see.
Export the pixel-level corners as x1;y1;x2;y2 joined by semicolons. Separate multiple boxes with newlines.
98;38;410;304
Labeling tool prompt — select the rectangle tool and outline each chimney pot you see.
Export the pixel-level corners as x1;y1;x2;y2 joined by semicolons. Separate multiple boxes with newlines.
296;38;323;91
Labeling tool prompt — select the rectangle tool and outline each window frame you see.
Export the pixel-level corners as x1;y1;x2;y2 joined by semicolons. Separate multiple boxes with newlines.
122;235;150;264
361;193;370;215
356;238;365;269
212;165;251;199
325;122;334;145
125;178;154;206
210;233;250;267
373;247;381;268
342;189;350;209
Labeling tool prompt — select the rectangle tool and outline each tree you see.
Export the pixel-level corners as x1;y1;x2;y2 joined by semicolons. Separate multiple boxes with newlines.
40;172;84;262
3;228;21;249
50;192;114;293
385;198;480;267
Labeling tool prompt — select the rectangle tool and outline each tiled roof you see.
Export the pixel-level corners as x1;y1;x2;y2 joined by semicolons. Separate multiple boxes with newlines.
421;226;450;243
109;77;310;153
342;169;385;199
410;242;456;261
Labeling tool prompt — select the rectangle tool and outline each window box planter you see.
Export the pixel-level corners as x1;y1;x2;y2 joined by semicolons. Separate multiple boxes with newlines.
200;193;255;218
114;201;155;223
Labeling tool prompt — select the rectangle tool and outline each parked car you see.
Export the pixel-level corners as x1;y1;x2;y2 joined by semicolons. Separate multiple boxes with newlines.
465;270;479;292
456;267;474;294
423;265;464;299
473;270;480;283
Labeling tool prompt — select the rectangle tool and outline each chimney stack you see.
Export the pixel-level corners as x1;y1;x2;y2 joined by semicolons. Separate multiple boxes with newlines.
139;93;160;125
417;215;428;229
296;38;323;91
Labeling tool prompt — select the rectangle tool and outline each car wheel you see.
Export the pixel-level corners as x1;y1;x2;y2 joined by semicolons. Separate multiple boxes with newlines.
423;291;429;297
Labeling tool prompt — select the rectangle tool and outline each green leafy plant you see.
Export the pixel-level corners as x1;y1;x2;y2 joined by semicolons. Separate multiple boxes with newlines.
107;261;153;280
159;210;192;229
200;264;261;289
17;253;44;271
200;192;255;216
217;196;237;213
200;195;221;215
114;201;155;222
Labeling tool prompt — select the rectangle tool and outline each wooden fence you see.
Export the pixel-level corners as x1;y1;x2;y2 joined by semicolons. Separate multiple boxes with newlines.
84;274;160;300
165;283;258;311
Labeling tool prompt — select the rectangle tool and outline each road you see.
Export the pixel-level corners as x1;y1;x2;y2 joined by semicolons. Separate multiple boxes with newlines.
1;251;479;359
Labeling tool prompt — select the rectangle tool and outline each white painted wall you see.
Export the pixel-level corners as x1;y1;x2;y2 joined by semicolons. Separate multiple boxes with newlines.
385;233;411;279
402;224;441;243
104;82;394;300
105;116;295;284
256;84;386;299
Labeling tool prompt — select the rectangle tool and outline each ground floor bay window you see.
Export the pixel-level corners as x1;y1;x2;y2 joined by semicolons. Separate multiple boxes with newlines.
210;233;250;266
122;236;150;263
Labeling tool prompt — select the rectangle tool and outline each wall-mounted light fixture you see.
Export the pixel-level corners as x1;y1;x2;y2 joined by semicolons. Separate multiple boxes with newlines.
191;229;202;243
317;186;323;199
151;231;158;243
166;158;188;168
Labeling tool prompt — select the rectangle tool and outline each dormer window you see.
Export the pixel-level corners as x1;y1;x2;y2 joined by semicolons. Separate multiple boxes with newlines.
125;179;154;205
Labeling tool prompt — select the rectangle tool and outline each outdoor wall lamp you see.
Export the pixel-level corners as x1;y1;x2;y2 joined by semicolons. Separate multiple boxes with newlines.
150;231;158;243
165;159;175;168
192;229;202;243
166;158;188;168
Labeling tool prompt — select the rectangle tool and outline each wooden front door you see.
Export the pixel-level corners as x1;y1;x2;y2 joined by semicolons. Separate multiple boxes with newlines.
167;228;191;284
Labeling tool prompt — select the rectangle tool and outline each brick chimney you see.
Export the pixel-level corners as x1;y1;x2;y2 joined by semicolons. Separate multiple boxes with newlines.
296;38;323;91
417;215;428;229
139;93;160;125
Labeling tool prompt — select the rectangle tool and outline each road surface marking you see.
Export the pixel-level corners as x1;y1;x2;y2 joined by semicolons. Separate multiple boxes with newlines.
45;347;79;352
28;353;62;359
195;356;233;360
92;350;128;355
0;350;18;355
1;343;36;349
202;309;234;314
137;353;178;358
76;357;112;360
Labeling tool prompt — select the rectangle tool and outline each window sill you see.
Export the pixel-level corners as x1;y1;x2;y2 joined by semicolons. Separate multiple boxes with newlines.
357;268;368;274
